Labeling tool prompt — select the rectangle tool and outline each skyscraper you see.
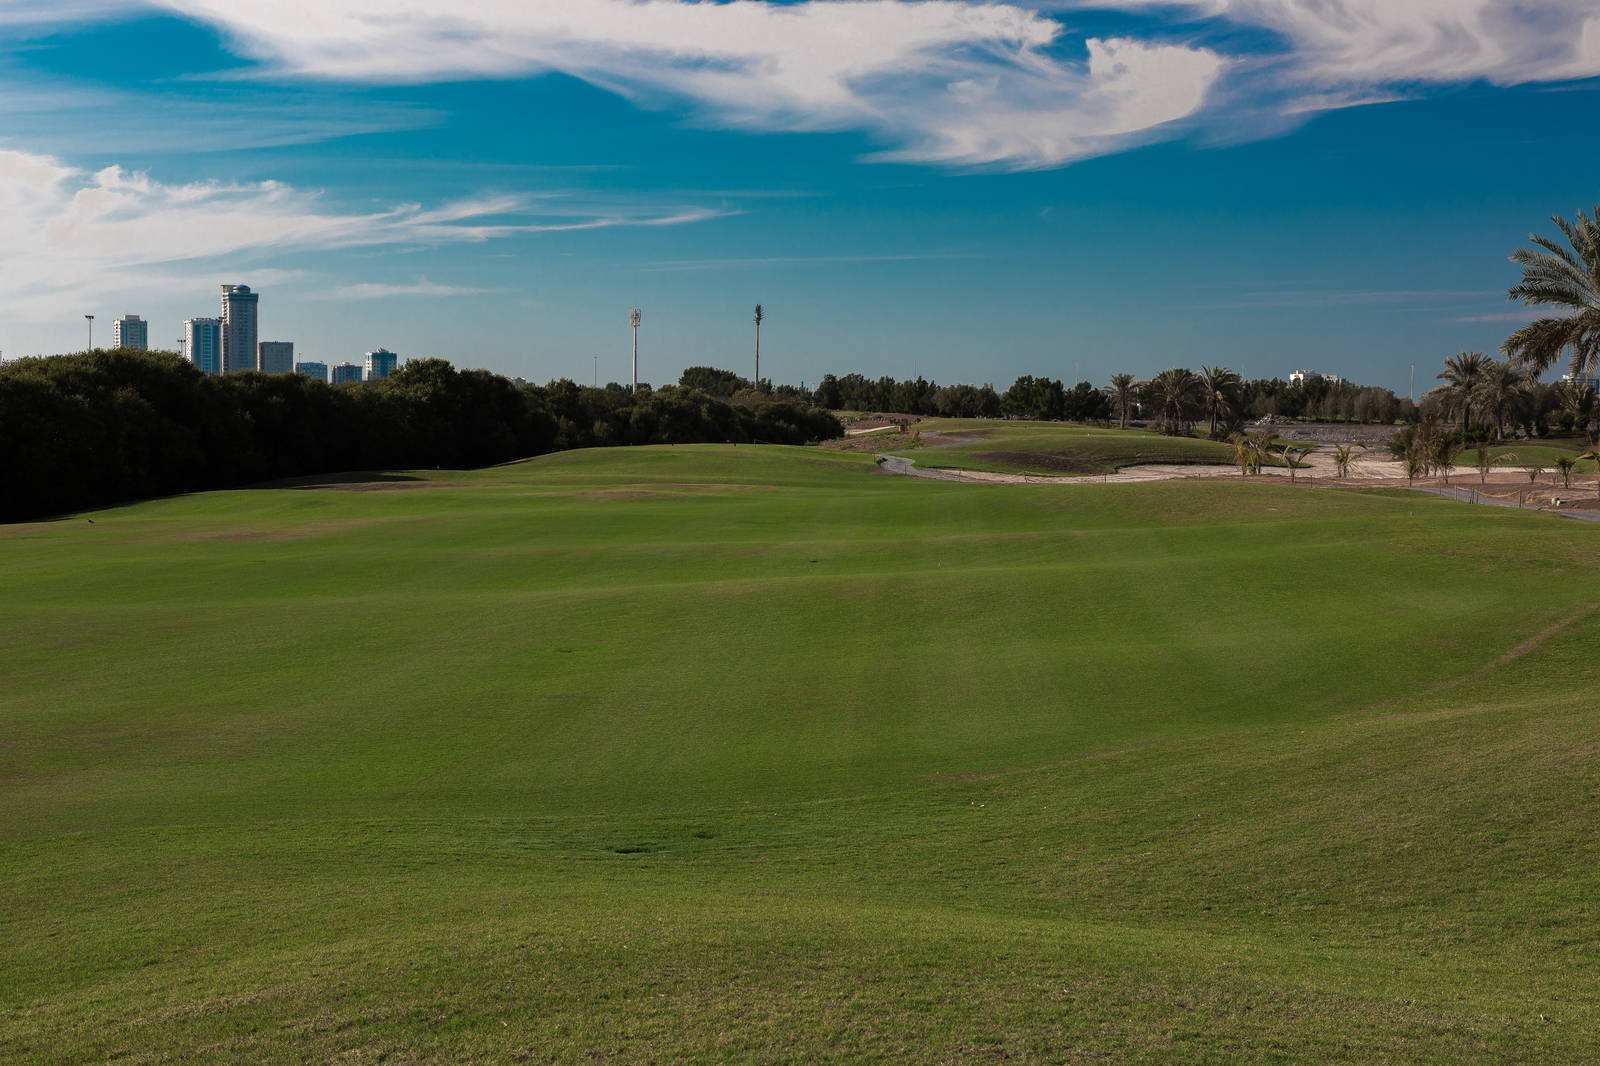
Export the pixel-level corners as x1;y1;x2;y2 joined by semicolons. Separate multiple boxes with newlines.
364;349;398;380
257;340;294;374
296;361;329;383
112;314;148;350
183;318;221;376
331;362;363;385
220;284;259;374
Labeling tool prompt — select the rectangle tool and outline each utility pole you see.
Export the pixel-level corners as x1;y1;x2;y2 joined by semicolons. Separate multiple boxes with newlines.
84;314;95;351
753;303;764;390
629;308;641;393
593;355;598;388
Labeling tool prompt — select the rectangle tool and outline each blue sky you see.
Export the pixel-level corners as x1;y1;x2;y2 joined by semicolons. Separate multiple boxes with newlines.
3;1;1599;394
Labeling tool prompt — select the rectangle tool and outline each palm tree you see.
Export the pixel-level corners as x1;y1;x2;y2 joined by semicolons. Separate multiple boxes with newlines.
1501;205;1600;379
1557;378;1597;441
1437;351;1492;431
1429;433;1461;484
1473;445;1495;484
1109;373;1138;430
1331;443;1364;478
1403;454;1426;485
1554;455;1578;488
1281;445;1313;484
1143;367;1206;436
1580;448;1600;497
1227;431;1252;476
1472;361;1529;439
1198;365;1242;438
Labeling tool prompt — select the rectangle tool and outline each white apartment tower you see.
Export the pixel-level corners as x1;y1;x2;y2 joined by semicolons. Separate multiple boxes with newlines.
220;284;259;374
364;348;399;380
183;318;222;376
112;314;148;350
257;340;294;374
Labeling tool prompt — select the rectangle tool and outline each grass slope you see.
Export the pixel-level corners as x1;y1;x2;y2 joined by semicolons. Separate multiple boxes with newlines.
4;445;1600;1063
903;419;1239;476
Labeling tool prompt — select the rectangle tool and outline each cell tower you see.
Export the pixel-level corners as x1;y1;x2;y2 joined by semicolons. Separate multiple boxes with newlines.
753;303;764;389
630;307;642;393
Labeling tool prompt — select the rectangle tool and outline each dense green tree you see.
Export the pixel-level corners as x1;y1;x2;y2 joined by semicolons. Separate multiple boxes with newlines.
0;350;840;523
679;366;748;397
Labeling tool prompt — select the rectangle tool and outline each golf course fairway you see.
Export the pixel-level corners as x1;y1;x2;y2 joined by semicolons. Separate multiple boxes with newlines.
4;444;1598;1064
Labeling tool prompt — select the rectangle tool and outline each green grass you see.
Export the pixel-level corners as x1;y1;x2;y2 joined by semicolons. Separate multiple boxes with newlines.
1479;442;1598;471
900;418;1239;476
5;444;1600;1063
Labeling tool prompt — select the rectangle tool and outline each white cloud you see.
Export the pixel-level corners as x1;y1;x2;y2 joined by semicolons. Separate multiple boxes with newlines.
9;2;1599;174
141;0;1223;170
1071;0;1600;108
0;149;723;320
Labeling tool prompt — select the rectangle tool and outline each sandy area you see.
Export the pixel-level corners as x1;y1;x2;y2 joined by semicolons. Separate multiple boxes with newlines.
880;450;1600;511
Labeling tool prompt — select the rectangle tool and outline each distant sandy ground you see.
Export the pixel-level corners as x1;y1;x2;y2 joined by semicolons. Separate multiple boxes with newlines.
881;449;1600;513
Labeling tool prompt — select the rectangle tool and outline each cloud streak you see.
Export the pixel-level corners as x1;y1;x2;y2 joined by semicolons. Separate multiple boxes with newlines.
0;149;722;319
326;278;503;300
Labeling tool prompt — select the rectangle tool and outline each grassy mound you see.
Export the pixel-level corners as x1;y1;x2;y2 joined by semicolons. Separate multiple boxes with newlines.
4;445;1599;1063
903;419;1239;476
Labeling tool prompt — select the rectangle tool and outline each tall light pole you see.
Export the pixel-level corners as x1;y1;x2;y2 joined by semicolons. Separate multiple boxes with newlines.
84;314;94;351
753;303;764;390
629;307;641;393
593;355;598;388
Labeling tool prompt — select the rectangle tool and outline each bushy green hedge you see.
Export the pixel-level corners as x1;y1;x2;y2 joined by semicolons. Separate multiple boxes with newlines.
0;350;842;522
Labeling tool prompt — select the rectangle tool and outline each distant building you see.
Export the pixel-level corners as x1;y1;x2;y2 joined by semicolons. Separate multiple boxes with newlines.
257;340;294;374
364;348;399;380
296;361;329;383
1288;369;1341;387
112;314;148;350
1560;372;1600;389
183;317;221;376
331;362;363;385
220;284;259;374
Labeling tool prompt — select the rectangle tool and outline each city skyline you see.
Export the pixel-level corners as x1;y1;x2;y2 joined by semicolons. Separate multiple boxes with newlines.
2;4;1599;393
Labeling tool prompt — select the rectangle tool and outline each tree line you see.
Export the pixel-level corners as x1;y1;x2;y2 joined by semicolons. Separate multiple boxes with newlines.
0;350;842;523
812;368;1406;434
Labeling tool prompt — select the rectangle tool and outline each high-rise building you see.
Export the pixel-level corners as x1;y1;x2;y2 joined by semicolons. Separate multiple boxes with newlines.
112;314;148;350
257;340;294;374
183;318;221;376
331;362;363;385
220;284;259;374
296;361;329;383
364;348;399;380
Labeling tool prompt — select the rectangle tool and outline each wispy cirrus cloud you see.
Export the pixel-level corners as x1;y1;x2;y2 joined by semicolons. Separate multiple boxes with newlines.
6;2;1598;178
96;0;1597;171
325;278;503;300
1455;308;1577;322
645;252;986;272
138;0;1225;171
0;149;724;320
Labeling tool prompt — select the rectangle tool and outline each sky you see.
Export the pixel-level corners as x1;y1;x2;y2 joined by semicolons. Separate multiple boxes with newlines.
2;0;1599;394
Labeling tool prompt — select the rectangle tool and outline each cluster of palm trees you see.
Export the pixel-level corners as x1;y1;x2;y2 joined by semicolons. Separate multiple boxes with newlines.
1117;365;1243;436
1488;202;1600;439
